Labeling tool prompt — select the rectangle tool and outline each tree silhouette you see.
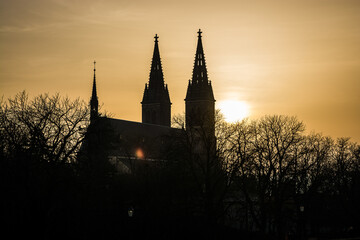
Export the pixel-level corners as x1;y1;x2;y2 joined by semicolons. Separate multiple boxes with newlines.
1;91;359;239
225;115;360;239
0;91;89;238
0;91;89;164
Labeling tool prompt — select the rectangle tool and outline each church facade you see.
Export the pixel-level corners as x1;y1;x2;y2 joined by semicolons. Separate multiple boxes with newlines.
86;30;216;172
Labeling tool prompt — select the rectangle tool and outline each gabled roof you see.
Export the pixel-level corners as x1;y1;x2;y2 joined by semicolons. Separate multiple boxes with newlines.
105;117;179;138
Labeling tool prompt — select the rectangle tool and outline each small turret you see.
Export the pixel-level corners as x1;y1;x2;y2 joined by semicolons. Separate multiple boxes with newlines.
90;61;99;122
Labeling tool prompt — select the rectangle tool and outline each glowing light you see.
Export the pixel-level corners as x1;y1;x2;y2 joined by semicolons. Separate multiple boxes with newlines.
218;100;250;123
135;148;145;159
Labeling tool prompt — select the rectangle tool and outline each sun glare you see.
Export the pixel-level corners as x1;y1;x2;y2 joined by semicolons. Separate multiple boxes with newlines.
218;100;250;123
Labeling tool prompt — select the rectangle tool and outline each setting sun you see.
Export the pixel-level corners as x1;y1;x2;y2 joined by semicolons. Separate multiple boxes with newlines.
218;100;250;123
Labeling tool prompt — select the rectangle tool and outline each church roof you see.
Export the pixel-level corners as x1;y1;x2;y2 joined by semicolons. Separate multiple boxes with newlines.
105;117;178;138
94;117;182;160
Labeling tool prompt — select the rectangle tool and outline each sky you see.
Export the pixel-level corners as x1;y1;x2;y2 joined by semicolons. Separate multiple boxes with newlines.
1;0;359;142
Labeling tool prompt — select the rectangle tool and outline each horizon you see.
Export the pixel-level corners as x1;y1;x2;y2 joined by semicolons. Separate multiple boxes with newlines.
1;0;359;142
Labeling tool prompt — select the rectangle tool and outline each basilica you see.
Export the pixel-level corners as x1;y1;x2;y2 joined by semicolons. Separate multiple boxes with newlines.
86;30;216;172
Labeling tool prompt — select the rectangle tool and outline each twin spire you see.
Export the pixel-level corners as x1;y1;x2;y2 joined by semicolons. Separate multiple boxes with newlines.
185;29;215;102
192;29;209;85
148;34;166;90
141;34;171;126
90;30;215;126
142;34;171;104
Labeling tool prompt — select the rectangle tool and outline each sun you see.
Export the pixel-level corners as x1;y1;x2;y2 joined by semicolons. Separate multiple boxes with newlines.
218;100;250;123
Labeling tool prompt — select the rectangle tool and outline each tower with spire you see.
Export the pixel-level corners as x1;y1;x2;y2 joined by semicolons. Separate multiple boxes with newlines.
90;60;99;122
141;34;171;127
185;29;216;135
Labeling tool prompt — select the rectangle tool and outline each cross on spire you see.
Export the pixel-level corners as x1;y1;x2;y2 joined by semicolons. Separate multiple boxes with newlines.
93;60;96;72
154;34;159;42
197;29;202;37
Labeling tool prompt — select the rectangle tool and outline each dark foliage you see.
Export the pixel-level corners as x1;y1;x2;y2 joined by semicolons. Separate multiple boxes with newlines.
1;92;359;239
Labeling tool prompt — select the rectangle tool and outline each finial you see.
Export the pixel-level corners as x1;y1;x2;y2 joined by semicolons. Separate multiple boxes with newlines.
154;34;159;43
93;60;96;72
197;29;202;37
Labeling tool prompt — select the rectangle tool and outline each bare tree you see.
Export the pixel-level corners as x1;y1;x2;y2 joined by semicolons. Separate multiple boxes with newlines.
170;110;241;227
0;91;89;164
0;91;90;238
294;133;332;197
232;115;305;236
327;138;359;230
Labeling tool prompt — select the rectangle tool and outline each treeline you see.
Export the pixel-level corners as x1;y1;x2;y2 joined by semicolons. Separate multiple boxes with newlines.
216;115;360;239
1;92;359;239
171;112;360;239
0;92;91;238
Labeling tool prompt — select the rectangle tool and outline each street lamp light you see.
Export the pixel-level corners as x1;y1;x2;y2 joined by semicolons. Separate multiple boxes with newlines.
299;205;305;240
300;205;305;212
128;206;134;217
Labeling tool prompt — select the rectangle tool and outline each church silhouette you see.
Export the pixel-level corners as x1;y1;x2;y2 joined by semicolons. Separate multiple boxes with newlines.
86;30;216;172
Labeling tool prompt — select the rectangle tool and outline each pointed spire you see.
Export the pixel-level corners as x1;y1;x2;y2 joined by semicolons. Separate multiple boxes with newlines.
192;28;208;84
185;30;215;134
149;34;164;88
90;60;99;121
185;29;214;102
142;34;171;126
142;34;170;104
92;60;97;99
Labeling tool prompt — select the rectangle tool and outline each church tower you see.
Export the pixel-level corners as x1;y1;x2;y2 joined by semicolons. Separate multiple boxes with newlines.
90;61;99;122
185;29;215;135
141;34;171;127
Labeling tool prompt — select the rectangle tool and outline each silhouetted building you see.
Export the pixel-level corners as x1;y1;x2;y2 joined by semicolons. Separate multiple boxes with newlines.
186;29;216;137
86;30;216;172
141;34;171;127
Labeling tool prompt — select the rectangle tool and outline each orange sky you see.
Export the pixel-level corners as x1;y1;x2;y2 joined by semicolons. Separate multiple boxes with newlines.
1;0;359;142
